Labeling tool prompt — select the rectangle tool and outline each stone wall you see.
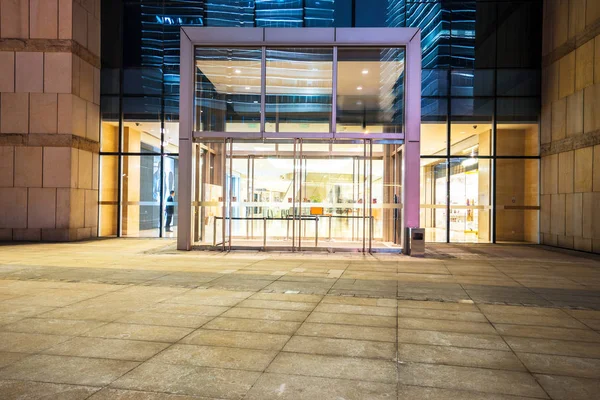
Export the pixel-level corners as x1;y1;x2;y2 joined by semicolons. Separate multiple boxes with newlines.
541;0;600;253
0;0;100;241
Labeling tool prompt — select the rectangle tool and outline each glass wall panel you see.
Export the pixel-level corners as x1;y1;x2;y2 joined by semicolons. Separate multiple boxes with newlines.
450;122;492;157
121;155;162;237
421;122;448;156
337;47;405;134
194;47;262;132
99;155;119;237
420;158;447;243
265;48;333;133
497;123;539;156
451;70;494;97
123;97;162;153
496;159;539;243
101;96;120;153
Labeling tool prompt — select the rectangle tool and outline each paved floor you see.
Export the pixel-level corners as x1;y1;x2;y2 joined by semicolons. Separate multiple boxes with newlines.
0;240;599;399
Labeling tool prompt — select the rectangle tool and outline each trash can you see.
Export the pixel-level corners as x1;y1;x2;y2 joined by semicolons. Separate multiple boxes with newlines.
404;227;425;257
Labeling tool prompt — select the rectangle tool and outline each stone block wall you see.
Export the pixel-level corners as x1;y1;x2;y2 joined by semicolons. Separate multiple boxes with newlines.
0;0;100;241
541;0;600;253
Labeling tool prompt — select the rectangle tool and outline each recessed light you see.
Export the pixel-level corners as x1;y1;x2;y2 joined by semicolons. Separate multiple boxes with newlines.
362;69;369;75
245;86;250;90
253;100;258;103
356;101;363;106
234;69;241;74
356;86;363;91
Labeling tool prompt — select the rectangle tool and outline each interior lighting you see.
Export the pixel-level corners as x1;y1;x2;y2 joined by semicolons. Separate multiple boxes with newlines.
461;158;477;167
356;86;363;91
245;86;250;90
234;69;241;74
362;69;369;75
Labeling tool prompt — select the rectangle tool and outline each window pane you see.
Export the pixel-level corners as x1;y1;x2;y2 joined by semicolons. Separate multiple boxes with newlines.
420;158;447;243
101;96;119;153
265;48;333;133
450;1;475;69
497;123;539;156
450;122;492;156
123;97;162;153
497;70;540;97
194;47;262;132
496;98;540;123
422;69;448;97
99;155;119;237
407;2;450;69
451;70;494;97
496;159;539;243
421;122;448;156
449;157;492;243
337;47;405;134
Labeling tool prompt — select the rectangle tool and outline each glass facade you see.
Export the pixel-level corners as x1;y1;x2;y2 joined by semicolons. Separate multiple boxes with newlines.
100;0;542;243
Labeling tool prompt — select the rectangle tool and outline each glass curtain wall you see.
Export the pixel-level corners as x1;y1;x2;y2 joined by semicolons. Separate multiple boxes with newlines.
100;0;542;243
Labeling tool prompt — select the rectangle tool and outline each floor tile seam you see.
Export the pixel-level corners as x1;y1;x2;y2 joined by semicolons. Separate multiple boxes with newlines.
303;319;397;329
74;332;192;344
0;351;147;365
396;358;529;373
511;350;600;362
175;340;288;353
248;347;397;362
396;382;545;399
396;326;501;337
294;333;395;343
485;321;591;330
0;377;105;390
258;367;398;385
134;357;276;374
529;371;600;381
396;341;515;352
231;304;318;312
479;331;600;343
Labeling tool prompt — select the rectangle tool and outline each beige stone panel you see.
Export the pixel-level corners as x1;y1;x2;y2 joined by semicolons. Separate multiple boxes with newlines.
57;94;72;134
78;150;92;189
540;194;551;234
87;14;100;56
574;236;593;252
559;51;575;98
0;228;12;240
84;189;98;228
569;0;586;39
70;148;78;188
566;90;584;136
596;37;600;84
548;61;560;103
557;235;574;248
92;153;98;190
553;0;569;49
587;0;600;27
542;233;558;246
14;147;42;188
80;0;94;13
76;227;92;240
29;0;58;39
594;144;600;191
80;60;94;103
565;193;574;237
71;55;80;97
44;53;72;94
0;52;15;92
1;92;29;134
558;151;574;194
55;188;70;229
93;67;100;105
15;52;43;93
13;228;41;241
576;39;594;91
94;0;100;18
0;147;14;187
1;0;29;38
72;2;88;48
28;188;56;229
43;147;71;188
42;228;77;241
594;193;600;238
543;154;558;194
71;188;85;228
0;188;27;228
30;93;58;134
570;192;583;237
582;192;593;238
72;95;87;137
58;0;72;39
584;83;600;133
551;97;567;141
86;102;99;142
550;193;565;235
574;147;593;192
540;104;552;144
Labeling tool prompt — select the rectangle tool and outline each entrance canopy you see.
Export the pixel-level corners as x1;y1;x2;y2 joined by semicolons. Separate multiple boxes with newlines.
178;27;421;251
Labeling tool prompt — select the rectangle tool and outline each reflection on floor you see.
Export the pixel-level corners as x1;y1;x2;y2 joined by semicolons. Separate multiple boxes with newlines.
199;238;401;251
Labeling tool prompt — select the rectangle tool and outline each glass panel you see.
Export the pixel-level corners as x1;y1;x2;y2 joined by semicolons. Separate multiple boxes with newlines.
422;69;448;97
99;155;119;237
337;47;405;134
496;159;539;243
422;98;447;123
496;98;540;124
121;155;162;237
497;123;539;156
163;155;179;238
406;2;450;69
193;146;226;246
449;157;492;243
450;1;475;69
451;70;494;97
496;70;540;97
265;48;333;133
123;97;162;153
421;122;448;156
194;47;262;132
496;1;542;68
450;122;492;156
101;96;119;153
420;158;447;243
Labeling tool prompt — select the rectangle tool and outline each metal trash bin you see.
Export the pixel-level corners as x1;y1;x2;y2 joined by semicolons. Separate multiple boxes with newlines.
404;227;425;257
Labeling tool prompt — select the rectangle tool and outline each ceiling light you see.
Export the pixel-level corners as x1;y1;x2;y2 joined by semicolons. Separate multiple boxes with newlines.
234;69;241;74
362;69;369;75
356;101;363;106
461;158;477;167
253;100;258;103
245;86;250;90
356;86;363;91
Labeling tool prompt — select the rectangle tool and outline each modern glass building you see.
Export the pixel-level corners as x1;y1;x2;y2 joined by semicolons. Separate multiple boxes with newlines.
100;0;542;249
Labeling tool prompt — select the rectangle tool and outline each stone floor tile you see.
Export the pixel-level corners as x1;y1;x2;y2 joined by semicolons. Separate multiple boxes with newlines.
517;353;600;379
397;384;540;400
116;311;213;329
505;337;600;358
314;303;397;317
250;292;322;303
580;319;600;330
145;303;229;317
266;352;397;383
203;317;301;335
479;304;568;316
264;281;332;295
397;343;525;371
181;329;289;350
151;344;277;371
566;309;600;320
111;361;260;399
397;317;496;334
0;331;71;353
0;354;139;386
0;380;99;400
397;308;487;322
494;324;600;342
297;322;396;342
397;363;548;398
397;300;478;312
221;307;309;322
0;303;56;318
43;337;170;361
0;352;28;368
305;312;396;327
535;374;600;400
283;336;396;359
397;329;508;350
236;299;316;311
483;313;587;329
88;388;215;399
1;318;105;336
83;322;192;342
245;372;397;400
0;315;25;326
321;296;396;307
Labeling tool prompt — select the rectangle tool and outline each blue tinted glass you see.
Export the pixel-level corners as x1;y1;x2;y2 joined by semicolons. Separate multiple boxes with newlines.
451;70;494;97
422;69;448;97
496;70;541;97
422;98;448;123
450;2;475;69
406;2;450;69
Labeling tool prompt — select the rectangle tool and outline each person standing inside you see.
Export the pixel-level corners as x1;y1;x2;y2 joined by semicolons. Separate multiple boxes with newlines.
165;190;175;232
